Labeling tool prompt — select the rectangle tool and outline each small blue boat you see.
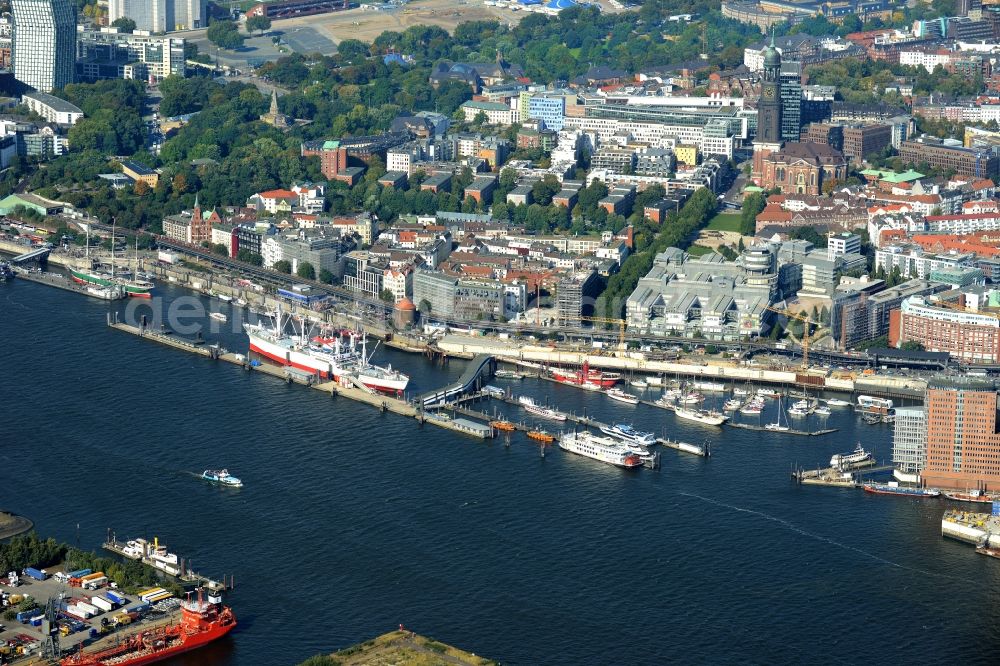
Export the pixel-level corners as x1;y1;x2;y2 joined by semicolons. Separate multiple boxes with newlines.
202;469;243;488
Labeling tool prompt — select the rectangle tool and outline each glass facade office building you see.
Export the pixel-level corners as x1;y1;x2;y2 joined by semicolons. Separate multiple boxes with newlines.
12;0;75;93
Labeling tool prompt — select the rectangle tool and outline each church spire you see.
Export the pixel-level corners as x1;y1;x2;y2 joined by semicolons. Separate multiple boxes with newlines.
270;88;279;115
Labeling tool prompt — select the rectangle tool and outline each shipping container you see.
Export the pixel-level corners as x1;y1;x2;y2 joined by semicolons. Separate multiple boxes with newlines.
90;596;114;612
139;589;167;603
157;250;179;264
130;602;151;614
24;568;47;581
75;602;99;617
67;569;92;579
29;617;42;627
81;576;108;590
105;590;128;605
78;572;105;582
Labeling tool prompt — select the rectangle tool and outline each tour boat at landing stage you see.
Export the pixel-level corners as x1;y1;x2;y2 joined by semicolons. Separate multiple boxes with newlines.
559;431;644;468
673;405;728;426
862;482;940;497
606;388;640;405
61;591;235;666
517;396;567;421
244;312;409;394
830;443;872;469
551;361;620;388
858;395;893;411
824;398;851;407
600;423;656;447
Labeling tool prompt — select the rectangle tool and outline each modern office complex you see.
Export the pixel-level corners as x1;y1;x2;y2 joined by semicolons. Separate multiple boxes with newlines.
922;377;1000;491
77;29;185;82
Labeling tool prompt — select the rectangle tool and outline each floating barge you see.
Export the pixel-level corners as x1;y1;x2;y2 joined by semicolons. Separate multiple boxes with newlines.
729;423;837;437
103;531;226;591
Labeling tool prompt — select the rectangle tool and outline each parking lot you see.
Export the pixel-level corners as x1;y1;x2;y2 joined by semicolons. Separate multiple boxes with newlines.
1;569;177;661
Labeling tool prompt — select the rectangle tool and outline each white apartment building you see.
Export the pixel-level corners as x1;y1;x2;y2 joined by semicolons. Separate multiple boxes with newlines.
898;49;951;72
21;91;83;125
875;244;974;278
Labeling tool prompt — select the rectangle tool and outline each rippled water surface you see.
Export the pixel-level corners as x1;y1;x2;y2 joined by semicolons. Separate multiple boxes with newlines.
1;279;998;665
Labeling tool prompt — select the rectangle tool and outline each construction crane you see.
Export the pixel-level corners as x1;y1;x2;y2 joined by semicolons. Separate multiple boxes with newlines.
580;315;627;350
766;305;822;368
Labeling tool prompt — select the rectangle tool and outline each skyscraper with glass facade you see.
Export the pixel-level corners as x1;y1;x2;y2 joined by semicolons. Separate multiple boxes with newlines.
12;0;75;93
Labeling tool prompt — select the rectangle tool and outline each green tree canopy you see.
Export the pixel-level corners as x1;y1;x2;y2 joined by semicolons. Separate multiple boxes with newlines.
111;16;136;32
246;15;271;35
207;20;245;50
296;261;316;280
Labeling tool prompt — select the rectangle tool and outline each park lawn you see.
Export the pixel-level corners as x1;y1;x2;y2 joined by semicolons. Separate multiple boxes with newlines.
705;212;743;232
686;244;715;257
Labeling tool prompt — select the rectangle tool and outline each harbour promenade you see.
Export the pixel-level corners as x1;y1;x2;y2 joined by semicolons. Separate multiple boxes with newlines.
106;316;497;440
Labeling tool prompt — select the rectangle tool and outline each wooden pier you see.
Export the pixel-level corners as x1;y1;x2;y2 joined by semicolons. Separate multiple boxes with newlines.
728;423;837;437
791;463;894;487
442;394;707;458
106;314;494;440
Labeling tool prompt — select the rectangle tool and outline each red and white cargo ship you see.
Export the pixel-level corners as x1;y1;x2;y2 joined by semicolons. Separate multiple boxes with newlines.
551;361;620;388
61;591;235;666
244;311;409;395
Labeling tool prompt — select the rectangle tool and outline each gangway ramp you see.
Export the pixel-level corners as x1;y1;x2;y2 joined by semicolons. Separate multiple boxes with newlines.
10;246;50;264
420;354;496;408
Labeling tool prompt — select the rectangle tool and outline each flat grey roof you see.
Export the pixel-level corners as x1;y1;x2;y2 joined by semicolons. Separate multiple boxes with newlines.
22;91;83;115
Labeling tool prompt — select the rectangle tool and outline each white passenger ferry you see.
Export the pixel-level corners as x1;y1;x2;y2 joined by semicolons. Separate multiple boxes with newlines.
559;431;644;468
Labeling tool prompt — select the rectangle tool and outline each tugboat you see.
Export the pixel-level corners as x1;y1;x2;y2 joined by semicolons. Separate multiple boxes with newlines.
943;489;995;503
202;469;243;488
527;430;555;443
62;589;236;666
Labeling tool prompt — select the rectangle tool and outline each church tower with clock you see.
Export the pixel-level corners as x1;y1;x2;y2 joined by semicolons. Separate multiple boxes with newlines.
752;32;783;184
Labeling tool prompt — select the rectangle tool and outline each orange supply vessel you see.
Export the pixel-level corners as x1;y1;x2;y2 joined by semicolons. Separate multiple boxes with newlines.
62;592;235;666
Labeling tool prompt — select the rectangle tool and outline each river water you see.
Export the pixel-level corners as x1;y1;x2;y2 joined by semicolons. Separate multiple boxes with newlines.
1;278;998;665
